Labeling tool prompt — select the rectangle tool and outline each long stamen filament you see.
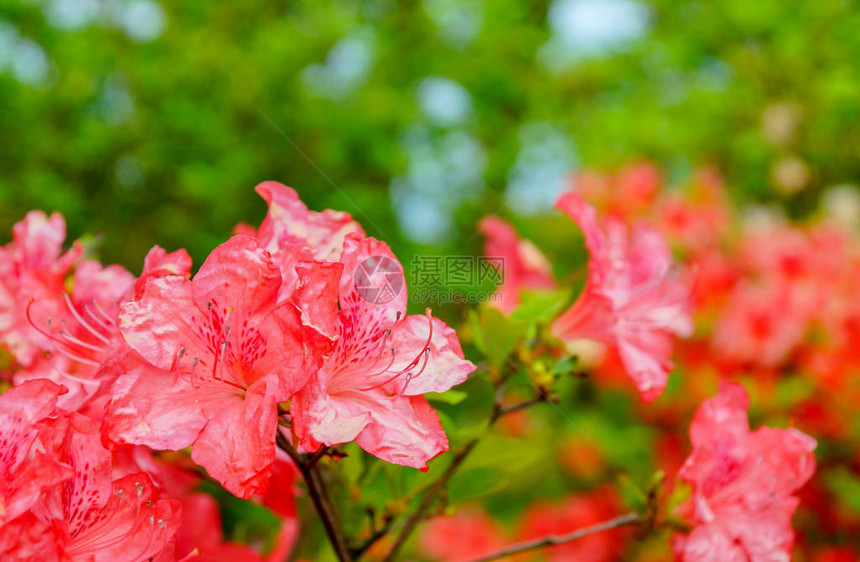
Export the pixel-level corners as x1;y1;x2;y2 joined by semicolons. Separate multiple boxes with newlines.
355;309;435;392
83;302;114;332
59;321;106;353
63;293;110;344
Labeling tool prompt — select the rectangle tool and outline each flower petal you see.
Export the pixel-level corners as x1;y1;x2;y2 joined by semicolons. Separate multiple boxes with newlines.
393;315;475;396
191;380;280;498
355;393;448;469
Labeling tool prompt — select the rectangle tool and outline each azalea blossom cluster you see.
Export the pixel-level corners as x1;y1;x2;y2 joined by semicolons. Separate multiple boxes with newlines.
481;187;694;403
0;171;829;561
0;182;474;560
472;166;819;561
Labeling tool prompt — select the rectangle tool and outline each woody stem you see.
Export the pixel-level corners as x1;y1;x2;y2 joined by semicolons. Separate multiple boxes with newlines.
465;512;641;562
381;361;548;562
381;437;480;562
276;432;353;562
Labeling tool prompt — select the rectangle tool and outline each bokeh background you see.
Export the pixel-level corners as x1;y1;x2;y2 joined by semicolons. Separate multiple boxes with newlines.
4;2;860;559
3;0;859;269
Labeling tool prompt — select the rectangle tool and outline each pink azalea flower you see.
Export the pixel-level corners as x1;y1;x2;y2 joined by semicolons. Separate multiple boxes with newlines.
133;245;193;299
0;211;81;367
105;236;317;498
251;181;364;297
290;234;475;469
14;258;136;413
674;382;816;562
551;192;693;402
0;381;181;561
0;214;182;414
478;215;555;314
0;380;73;527
113;446;299;561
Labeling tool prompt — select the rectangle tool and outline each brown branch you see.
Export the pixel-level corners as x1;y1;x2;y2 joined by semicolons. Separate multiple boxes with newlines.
351;511;395;559
466;512;641;562
497;395;558;417
381;366;550;561
276;432;353;562
381;438;480;562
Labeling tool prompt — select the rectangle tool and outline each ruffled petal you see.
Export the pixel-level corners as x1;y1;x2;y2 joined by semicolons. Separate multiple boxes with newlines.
191;236;282;321
104;361;209;451
119;275;205;371
392;315;475;396
355;393;448;469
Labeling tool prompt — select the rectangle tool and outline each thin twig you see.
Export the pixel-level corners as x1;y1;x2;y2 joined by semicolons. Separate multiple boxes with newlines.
305;446;328;469
351;512;395;559
276;432;353;562
497;395;558;417
466;512;641;562
381;438;481;562
381;360;547;561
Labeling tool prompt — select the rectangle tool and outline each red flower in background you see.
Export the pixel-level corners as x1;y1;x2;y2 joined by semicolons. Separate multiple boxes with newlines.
674;382;816;562
1;216;192;415
105;235;316;498
0;211;81;367
478;215;555;314
570;162;662;221
518;487;626;562
419;508;507;562
552;192;693;402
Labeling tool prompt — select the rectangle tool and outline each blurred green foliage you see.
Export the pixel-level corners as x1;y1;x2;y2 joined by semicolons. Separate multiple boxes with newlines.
2;0;860;275
6;3;857;556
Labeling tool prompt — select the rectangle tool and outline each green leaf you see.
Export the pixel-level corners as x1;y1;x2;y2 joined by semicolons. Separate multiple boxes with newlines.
551;355;580;376
439;409;492;447
449;467;507;503
510;288;573;323
824;467;860;513
468;305;526;367
338;442;365;484
425;390;468;405
460;434;541;473
774;376;816;408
